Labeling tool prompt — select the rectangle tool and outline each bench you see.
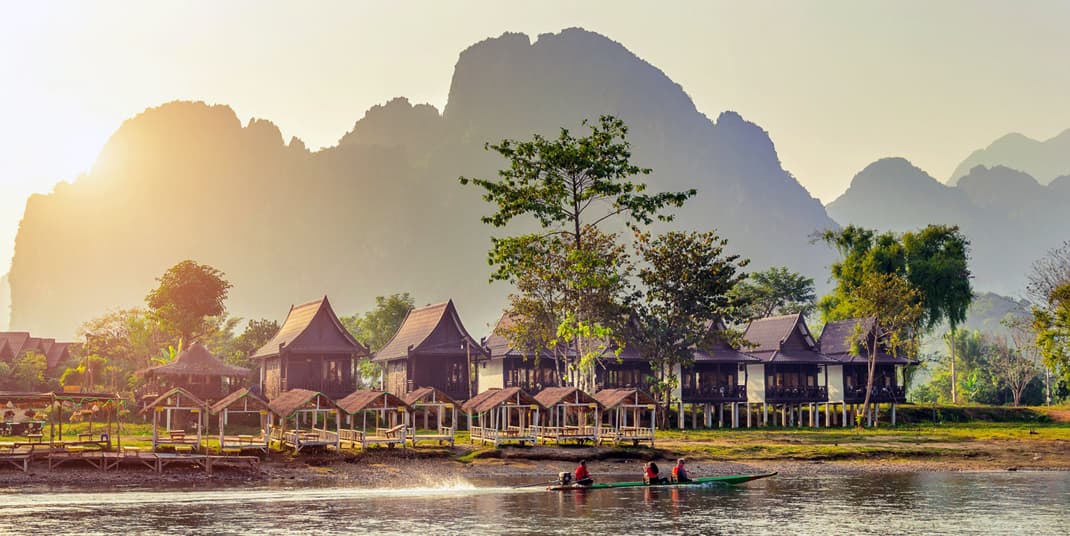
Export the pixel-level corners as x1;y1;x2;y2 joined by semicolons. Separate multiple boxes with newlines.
173;444;195;454
122;446;144;456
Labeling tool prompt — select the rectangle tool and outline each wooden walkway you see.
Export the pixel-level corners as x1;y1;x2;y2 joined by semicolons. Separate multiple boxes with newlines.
0;447;259;475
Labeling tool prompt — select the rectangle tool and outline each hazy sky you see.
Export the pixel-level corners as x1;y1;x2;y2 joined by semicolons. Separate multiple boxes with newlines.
2;1;1068;273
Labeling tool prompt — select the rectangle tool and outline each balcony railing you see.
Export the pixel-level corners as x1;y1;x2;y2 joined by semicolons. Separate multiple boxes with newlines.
681;384;747;402
765;385;828;402
844;385;906;403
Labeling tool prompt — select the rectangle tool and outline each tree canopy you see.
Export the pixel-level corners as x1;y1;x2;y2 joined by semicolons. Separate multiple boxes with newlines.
145;260;232;342
730;266;816;320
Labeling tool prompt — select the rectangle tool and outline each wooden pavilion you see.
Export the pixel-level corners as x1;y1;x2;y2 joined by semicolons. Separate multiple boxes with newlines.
336;390;411;450
266;388;341;452
593;388;657;447
742;313;838;428
478;313;563;392
819;318;912;427
138;342;251;405
141;387;206;453
533;387;601;445
374;300;486;402
462;387;542;447
402;387;459;447
208;388;275;454
252;296;369;400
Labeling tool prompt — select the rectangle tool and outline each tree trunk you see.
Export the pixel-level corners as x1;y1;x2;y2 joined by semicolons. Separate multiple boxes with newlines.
860;330;879;428
949;325;957;404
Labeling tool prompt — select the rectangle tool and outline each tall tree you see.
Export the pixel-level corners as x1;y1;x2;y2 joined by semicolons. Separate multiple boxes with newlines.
226;318;280;368
145;260;232;342
730;266;815;320
1028;243;1070;403
461;116;693;388
841;272;923;427
988;330;1038;407
342;293;415;388
1033;282;1070;392
902;225;973;403
628;230;749;418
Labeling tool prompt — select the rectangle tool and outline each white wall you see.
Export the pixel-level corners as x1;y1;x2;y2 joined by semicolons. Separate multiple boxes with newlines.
746;363;765;403
478;359;504;391
827;364;844;403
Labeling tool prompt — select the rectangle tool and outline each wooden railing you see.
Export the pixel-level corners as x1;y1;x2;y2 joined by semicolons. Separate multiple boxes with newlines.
681;384;747;402
844;385;906;402
765;385;828;402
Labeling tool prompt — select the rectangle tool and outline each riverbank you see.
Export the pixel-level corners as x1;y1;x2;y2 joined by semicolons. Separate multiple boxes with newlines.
2;422;1068;488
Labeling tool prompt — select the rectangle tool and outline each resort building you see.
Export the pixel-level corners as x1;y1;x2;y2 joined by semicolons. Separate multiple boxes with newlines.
373;300;485;402
0;331;75;373
596;344;654;392
479;313;563;392
818;318;911;426
138;342;251;404
252;296;369;400
742;313;838;427
673;327;760;428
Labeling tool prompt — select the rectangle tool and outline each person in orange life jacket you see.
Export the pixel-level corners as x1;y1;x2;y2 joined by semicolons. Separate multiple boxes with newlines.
644;461;667;484
574;459;593;486
671;458;691;483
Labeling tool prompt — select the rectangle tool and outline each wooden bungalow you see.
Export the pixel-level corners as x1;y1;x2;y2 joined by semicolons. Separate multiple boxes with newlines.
462;387;542;447
0;332;74;375
402;387;459;447
593;388;656;447
533;387;601;445
208;388;275;454
252;296;369;400
141;387;206;453
374;300;486;402
742;314;838;428
266;388;341;452
596;344;654;392
139;342;251;405
674;331;760;429
819;318;912;427
336;390;411;450
478;313;563;392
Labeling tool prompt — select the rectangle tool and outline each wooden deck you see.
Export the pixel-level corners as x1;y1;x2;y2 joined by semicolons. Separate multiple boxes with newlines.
470;426;537;447
340;424;406;450
407;426;455;447
536;425;598;445
597;425;656;447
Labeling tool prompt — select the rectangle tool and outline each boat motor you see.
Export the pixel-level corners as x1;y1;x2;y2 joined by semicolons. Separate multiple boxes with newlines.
558;471;572;485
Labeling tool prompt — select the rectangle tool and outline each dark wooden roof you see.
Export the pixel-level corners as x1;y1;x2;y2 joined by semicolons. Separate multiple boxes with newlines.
742;314;837;364
252;296;369;359
818;318;911;365
208;387;273;415
461;387;541;414
0;332;31;361
374;300;486;362
140;387;207;414
534;387;601;408
267;388;339;419
44;342;72;370
336;390;410;414
141;342;251;378
402;386;458;406
0;332;74;369
483;313;574;361
593;388;655;408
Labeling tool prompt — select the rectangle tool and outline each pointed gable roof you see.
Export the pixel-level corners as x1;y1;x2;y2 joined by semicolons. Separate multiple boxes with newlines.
593;388;655;408
484;312;573;361
693;320;759;363
0;332;31;362
534;387;601;408
461;387;541;414
209;387;273;415
742;313;836;364
252;296;369;359
44;342;72;370
374;300;486;362
402;386;458;406
818;318;911;365
336;390;410;414
267;388;339;419
141;342;252;378
139;387;207;414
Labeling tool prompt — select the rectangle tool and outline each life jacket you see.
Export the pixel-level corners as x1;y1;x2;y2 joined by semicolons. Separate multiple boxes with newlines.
645;465;659;479
672;465;686;480
575;465;590;480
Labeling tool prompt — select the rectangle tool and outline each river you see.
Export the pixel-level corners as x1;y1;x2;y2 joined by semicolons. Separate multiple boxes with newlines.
0;471;1066;535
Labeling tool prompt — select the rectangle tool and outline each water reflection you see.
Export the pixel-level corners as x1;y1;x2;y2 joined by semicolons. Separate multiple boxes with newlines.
0;472;1066;535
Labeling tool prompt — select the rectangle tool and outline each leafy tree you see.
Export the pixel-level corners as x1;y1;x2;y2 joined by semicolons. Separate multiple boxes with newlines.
628;230;749;417
988;330;1038;407
460;116;693;389
2;351;47;391
1033;282;1070;390
902;225;973;403
146;259;232;342
342;293;415;388
730;266;815;320
226;318;280;368
841;272;923;426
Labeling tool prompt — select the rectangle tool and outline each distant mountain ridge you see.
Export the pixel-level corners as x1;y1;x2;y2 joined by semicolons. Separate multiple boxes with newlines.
828;157;1070;295
7;28;838;338
948;129;1070;186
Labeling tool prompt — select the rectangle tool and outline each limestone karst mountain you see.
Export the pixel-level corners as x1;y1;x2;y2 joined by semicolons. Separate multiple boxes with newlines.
828;158;1070;296
948;129;1070;186
7;28;838;338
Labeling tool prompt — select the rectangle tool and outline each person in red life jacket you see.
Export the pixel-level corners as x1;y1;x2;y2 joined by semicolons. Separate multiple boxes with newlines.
671;458;691;483
643;461;666;484
574;459;593;486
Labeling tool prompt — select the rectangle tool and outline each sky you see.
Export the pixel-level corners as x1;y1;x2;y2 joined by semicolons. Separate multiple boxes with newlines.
2;0;1069;274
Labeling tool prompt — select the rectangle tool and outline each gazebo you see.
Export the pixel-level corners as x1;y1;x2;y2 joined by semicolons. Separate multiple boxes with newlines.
336;390;411;450
462;387;542;447
593;388;657;447
139;342;251;404
402;387;459;447
533;387;601;445
208;388;275;454
267;389;341;453
140;387;207;453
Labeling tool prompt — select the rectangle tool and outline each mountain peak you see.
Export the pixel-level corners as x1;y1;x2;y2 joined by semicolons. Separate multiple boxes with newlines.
948;127;1070;185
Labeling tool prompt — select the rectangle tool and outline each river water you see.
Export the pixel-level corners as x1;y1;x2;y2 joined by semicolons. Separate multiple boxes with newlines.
0;471;1066;535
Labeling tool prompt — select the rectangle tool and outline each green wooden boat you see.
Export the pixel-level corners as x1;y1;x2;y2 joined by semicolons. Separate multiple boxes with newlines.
546;472;776;491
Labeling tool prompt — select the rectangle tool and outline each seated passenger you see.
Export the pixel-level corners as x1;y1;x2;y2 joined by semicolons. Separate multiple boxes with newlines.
574;459;593;486
671;458;691;483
